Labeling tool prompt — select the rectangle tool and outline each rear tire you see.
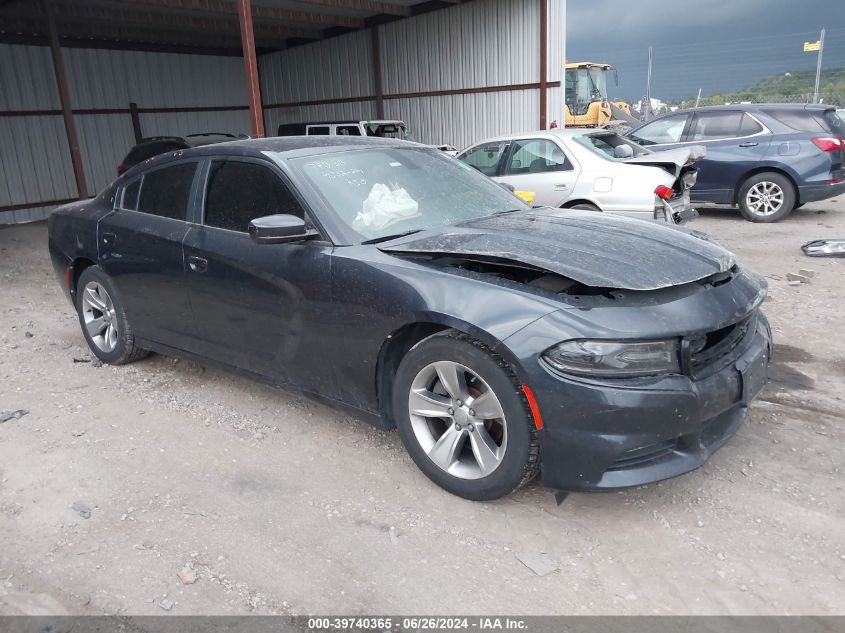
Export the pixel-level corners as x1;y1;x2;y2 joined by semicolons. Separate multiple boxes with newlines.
392;331;539;501
570;203;601;211
738;172;795;223
76;266;148;365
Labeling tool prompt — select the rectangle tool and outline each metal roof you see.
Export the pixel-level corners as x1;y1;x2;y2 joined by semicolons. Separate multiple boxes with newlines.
0;0;465;55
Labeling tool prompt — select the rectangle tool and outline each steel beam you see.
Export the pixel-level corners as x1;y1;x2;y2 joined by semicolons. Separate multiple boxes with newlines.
237;0;264;138
43;0;88;199
1;15;288;49
283;0;410;16
371;26;384;118
112;0;366;28
539;0;547;129
25;3;324;38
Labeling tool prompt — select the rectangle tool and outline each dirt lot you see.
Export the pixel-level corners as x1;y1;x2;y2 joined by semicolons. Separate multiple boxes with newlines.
1;200;844;616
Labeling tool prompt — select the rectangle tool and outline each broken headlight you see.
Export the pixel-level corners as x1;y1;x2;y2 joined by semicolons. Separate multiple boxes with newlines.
542;339;680;377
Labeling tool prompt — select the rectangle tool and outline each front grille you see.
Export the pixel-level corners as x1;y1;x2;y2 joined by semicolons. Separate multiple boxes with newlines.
608;439;677;471
686;313;756;378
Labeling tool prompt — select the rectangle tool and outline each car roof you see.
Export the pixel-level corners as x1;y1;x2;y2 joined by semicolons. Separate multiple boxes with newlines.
644;103;834;119
126;136;426;169
464;128;608;148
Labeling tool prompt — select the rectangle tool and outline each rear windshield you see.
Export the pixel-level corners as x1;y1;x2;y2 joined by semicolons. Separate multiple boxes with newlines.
823;110;843;135
573;132;649;160
767;108;841;134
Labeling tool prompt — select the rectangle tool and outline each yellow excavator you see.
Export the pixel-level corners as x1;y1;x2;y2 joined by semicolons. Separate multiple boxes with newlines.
563;62;638;129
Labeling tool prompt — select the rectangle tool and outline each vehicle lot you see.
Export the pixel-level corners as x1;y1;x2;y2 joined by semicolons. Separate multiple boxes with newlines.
1;201;844;616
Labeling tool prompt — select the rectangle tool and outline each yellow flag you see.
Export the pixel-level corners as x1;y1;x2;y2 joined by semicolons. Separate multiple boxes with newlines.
804;41;821;52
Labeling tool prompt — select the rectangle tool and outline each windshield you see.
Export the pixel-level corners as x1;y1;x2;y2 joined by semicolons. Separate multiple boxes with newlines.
565;67;608;116
573;132;649;160
288;148;529;242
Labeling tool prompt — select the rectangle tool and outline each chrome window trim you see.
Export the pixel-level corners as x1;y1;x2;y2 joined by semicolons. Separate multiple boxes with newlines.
642;112;772;147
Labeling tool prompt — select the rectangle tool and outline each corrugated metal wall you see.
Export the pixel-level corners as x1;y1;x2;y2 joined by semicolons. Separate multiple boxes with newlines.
380;0;540;94
260;0;565;151
260;29;376;135
0;44;249;224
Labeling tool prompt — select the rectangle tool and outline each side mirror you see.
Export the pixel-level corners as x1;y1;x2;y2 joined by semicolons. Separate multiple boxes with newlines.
248;214;318;244
613;144;634;159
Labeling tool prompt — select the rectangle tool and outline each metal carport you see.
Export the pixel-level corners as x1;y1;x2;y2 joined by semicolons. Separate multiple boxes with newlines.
0;0;565;224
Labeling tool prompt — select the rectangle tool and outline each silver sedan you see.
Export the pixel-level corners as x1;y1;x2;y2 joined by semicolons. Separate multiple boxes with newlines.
457;129;701;222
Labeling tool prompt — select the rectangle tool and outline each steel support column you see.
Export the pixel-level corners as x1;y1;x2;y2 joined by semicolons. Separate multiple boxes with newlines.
237;0;265;137
129;102;143;142
539;0;548;130
371;26;385;119
44;0;88;199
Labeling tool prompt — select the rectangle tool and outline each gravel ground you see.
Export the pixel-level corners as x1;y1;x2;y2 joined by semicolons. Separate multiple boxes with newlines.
1;199;844;616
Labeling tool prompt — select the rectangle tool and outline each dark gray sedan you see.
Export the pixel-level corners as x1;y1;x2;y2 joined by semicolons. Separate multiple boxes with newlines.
48;136;771;500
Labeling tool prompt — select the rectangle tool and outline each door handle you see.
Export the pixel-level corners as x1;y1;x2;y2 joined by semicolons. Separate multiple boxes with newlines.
188;256;208;273
555;183;570;190
102;231;117;246
738;142;759;147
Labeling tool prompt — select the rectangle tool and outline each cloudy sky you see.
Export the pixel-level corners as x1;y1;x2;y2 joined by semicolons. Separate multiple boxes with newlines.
566;0;845;102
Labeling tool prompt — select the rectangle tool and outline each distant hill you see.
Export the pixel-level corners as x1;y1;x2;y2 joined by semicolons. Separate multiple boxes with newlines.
673;68;845;108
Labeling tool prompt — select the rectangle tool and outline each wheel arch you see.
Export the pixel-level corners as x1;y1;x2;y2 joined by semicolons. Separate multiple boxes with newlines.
733;166;800;205
374;316;526;429
561;198;600;209
70;257;97;301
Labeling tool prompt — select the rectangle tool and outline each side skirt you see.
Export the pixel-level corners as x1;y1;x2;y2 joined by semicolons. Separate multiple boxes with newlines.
135;337;389;430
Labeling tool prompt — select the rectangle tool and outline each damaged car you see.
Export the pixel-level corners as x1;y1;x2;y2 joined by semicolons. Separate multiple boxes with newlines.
48;136;771;501
457;129;702;223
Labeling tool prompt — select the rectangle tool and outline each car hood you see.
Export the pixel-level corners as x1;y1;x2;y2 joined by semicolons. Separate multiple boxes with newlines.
622;146;706;176
379;208;735;291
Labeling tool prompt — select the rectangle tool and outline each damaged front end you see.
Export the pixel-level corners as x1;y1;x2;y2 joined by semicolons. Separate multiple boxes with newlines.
378;207;770;493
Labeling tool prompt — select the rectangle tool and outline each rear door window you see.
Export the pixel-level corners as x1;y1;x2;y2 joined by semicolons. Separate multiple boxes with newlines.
204;160;305;232
306;126;331;136
121;178;142;210
136;162;197;221
739;113;765;136
505;139;572;174
629;114;689;145
459;141;509;176
688;111;744;141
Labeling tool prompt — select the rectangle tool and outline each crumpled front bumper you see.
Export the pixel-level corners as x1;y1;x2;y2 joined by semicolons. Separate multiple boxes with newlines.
517;312;772;492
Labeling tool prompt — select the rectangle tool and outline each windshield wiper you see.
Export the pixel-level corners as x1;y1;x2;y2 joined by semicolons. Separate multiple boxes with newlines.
361;229;423;245
490;208;526;216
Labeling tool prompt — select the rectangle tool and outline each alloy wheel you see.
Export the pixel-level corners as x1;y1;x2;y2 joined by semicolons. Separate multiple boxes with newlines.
407;361;508;480
81;281;118;353
745;181;785;216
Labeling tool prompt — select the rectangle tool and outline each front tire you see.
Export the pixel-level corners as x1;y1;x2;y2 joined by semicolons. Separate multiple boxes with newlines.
76;266;148;365
738;172;796;223
392;331;539;500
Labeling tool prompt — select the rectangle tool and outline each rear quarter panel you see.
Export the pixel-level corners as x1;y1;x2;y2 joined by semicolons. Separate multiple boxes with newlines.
576;160;669;218
47;194;114;303
761;133;835;187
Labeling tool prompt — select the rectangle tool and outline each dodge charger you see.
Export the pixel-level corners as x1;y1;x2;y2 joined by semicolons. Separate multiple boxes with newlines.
48;137;771;501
